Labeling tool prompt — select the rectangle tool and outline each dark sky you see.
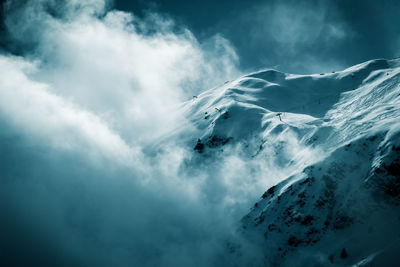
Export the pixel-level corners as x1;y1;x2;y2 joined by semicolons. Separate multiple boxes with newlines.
1;0;400;73
113;0;400;74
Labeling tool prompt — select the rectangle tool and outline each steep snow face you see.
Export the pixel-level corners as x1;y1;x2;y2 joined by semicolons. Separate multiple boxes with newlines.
239;134;400;266
171;58;400;266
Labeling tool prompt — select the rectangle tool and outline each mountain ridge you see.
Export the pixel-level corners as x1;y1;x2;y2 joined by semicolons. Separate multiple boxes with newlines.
172;58;400;266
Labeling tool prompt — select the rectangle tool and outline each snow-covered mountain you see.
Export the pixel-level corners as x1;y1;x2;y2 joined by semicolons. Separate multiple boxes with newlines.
171;58;400;266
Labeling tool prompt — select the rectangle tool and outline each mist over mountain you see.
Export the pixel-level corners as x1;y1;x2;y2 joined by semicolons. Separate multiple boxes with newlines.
0;1;399;266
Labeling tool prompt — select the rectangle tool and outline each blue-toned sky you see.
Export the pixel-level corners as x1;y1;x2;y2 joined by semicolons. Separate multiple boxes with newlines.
2;0;400;74
113;0;400;74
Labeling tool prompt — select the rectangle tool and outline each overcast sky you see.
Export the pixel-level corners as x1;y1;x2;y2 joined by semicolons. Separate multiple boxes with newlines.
112;0;400;74
2;0;400;74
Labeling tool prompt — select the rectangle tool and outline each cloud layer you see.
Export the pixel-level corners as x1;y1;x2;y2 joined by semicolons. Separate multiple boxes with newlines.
0;1;260;266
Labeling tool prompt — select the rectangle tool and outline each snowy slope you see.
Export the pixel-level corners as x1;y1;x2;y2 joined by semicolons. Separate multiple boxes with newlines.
171;58;400;266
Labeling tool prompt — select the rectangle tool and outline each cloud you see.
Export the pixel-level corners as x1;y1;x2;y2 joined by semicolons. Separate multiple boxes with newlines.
0;1;249;266
0;0;327;266
0;55;139;165
3;0;241;144
0;54;231;266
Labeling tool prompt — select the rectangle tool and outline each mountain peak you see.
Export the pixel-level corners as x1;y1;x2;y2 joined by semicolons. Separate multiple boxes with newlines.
173;58;400;265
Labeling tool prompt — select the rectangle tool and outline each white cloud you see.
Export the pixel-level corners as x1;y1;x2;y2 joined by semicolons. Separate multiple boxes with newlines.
0;1;319;266
0;1;246;265
5;2;239;144
0;55;140;167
